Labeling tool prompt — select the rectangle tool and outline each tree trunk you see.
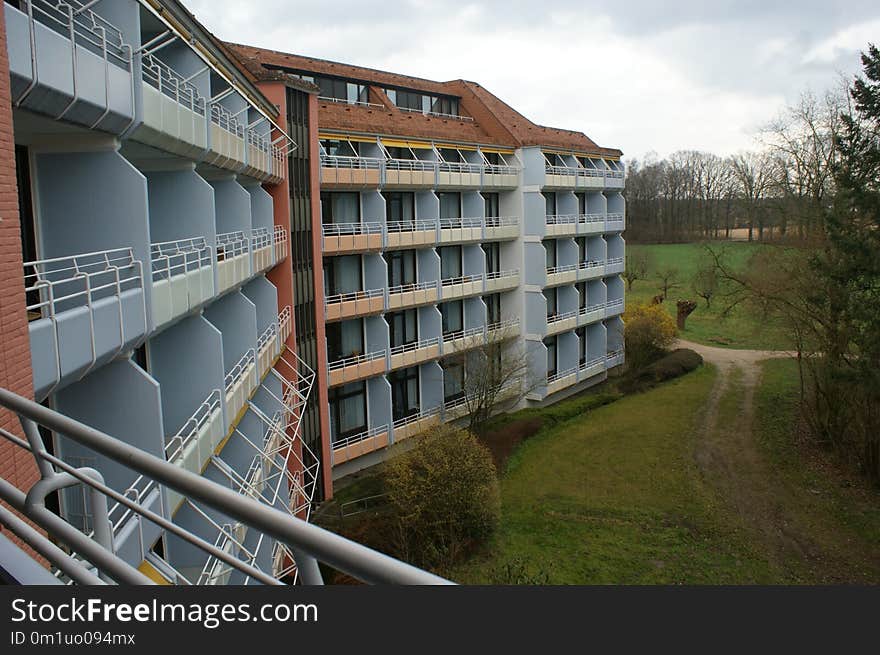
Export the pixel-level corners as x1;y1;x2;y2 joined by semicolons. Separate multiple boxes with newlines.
677;300;697;330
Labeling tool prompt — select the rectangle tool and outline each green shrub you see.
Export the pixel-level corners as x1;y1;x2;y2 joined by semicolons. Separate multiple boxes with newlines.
621;348;703;393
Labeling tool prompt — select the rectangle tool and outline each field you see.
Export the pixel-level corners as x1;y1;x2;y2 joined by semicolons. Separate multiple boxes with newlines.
626;242;791;350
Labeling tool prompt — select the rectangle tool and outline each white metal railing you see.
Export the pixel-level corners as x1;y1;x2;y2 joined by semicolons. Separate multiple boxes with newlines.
484;215;519;228
576;166;605;178
332;424;389;450
328;349;385;372
546;263;578;276
258;321;278;354
487;318;520;334
247;128;273;159
580;355;606;371
321;221;383;237
485;269;520;283
388;280;437;296
546;213;579;225
210;103;244;138
442;324;485;344
273;225;288;260
386;219;438;233
325;288;384;306
278;306;292;344
438;160;482;173
607;349;624;360
141;52;205;116
150;237;211;282
397;106;474;121
607;256;625;266
164;389;223;464
389;336;441;358
545;164;579;176
216;231;248;261
484;163;520;176
251;227;272;250
547;366;578;384
320;154;383;170
579;260;605;271
606;212;625;222
548;309;578;325
582;302;607;315
393;407;440;431
441;273;483;287
606;299;625;311
443;393;473;413
225;349;256;393
386;158;436;172
440;216;483;230
318;96;385;110
24;248;144;319
579;213;605;225
28;0;131;71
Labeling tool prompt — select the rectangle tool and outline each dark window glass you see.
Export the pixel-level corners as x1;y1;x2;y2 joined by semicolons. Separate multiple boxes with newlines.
577;327;587;366
440;300;463;336
438;192;462;220
544;239;557;268
544;192;557;217
483;192;500;218
577;282;587;309
386;249;417;288
329;382;367;441
546;288;558;318
321;192;360;224
388;309;418;349
394;89;423;110
485;293;501;325
317;76;347;100
439;245;462;280
390;366;420;421
325;319;364;362
577;193;586;215
383;191;415;223
545;336;558;377
442;360;465;402
577;237;586;262
483;242;500;275
323;255;361;296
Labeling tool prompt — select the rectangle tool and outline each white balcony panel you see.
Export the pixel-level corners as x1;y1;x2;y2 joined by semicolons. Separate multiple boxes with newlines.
151;238;214;329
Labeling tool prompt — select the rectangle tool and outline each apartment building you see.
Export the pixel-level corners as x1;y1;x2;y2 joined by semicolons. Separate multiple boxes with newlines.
231;46;627;479
0;0;330;584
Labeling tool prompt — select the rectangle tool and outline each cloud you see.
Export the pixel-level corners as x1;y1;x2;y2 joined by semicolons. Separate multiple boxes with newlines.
184;0;880;159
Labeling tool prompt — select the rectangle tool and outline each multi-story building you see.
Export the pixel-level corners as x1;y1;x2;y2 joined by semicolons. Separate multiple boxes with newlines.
231;46;626;479
0;0;334;584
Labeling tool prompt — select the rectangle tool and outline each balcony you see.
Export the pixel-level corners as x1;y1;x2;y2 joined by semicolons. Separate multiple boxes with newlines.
387;280;439;311
443;394;472;421
207;104;247;170
225;349;258;427
442;325;485;354
546;214;579;238
605;298;625;318
546;310;578;336
578;302;606;326
216;231;251;294
482;163;519;188
386;219;438;250
24;248;147;401
441;274;484;300
278;306;292;345
257;322;281;381
484;215;519;240
325;288;385;322
579;355;606;381
547;367;579;395
328;350;386;387
437;161;481;188
578;213;606;235
577;260;606;281
384;159;436;187
151;237;214;330
485;269;520;293
244;129;283;184
389;337;441;371
544;165;578;189
605;170;626;189
251;228;275;274
320;155;382;187
606;256;626;275
439;217;483;244
330;424;390;466
576;166;606;190
546;264;578;287
5;1;135;134
487;318;520;341
137;52;208;158
606;349;626;368
605;212;626;232
392;408;441;443
321;221;384;254
164;389;225;513
274;226;289;263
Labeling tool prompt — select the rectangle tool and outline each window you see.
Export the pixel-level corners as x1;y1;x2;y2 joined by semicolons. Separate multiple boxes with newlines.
440;300;463;337
545;288;558;318
388;309;418;349
577;193;586;216
383;191;415;223
483;192;500;218
545;336;558;377
323;255;361;297
321;192;360;225
325;319;364;362
329;381;367;441
577;282;587;309
390;366;420;421
438;192;462;220
483;242;500;275
576;237;587;263
485;293;501;325
386;249;417;288
321;139;358;158
390;89;423;110
317;76;347;100
544;192;557;217
431;95;459;116
544;240;557;269
439;148;464;163
576;327;587;366
442;360;465;402
439;245;462;280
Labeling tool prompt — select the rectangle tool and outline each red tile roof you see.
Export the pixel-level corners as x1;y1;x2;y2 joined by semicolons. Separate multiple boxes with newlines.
227;44;622;157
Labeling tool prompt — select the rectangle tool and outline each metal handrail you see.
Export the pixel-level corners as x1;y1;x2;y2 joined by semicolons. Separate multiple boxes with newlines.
487;318;520;333
0;388;448;584
29;0;130;70
547;366;578;384
441;273;483;287
580;355;606;371
251;227;272;250
397;106;474;121
546;263;578;275
484;164;520;175
579;259;606;270
484;215;519;228
548;309;578;324
325;288;384;305
389;336;441;357
442;324;485;343
216;231;249;260
164;389;223;464
607;256;625;265
210;103;245;138
438;160;482;173
141;52;206;116
321;221;383;237
331;424;389;450
578;213;606;224
320;154;382;170
393;407;440;430
485;268;520;281
581;302;607;314
388;280;436;295
150;238;211;282
225;349;256;393
318;96;385;110
546;213;579;225
386;219;438;233
328;349;385;371
440;216;483;230
385;158;436;172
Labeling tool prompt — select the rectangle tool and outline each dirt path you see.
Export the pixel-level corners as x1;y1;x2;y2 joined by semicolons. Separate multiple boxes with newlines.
677;339;874;582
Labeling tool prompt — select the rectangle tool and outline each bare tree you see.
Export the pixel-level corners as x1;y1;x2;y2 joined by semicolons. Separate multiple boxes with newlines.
623;250;652;290
691;265;718;308
656;266;681;300
730;151;774;241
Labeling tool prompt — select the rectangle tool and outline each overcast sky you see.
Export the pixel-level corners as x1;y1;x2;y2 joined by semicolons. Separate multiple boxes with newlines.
186;0;879;160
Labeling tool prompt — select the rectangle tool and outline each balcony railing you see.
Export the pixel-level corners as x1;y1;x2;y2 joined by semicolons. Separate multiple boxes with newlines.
274;225;289;263
164;389;224;506
397;106;475;121
0;387;449;585
150;237;214;328
318;96;385;110
141;52;205;116
210;103;245;139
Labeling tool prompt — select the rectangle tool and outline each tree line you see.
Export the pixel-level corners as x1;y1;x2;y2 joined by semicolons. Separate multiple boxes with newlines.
625;88;846;243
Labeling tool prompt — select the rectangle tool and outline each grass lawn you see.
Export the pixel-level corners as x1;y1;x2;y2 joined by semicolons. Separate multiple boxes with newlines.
452;365;776;584
626;242;790;350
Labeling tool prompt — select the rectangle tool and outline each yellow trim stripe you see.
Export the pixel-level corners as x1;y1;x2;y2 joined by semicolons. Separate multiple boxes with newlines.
380;138;433;150
318;133;377;144
435;142;478;152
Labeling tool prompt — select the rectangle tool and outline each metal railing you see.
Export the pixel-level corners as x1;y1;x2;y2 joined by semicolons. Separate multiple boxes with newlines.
440;216;483;230
484;215;519;228
548;309;578;325
328;349;386;372
331;424;390;451
210;103;245;138
388;279;437;296
141;52;206;116
485;269;520;283
389;336;441;358
319;154;383;170
546;263;578;276
582;302;607;315
164;389;223;466
386;219;438;233
546;213;579;225
150;237;211;283
442;324;485;344
580;355;606;372
216;231;249;261
547;366;578;385
438;160;482;173
321;221;384;237
225;349;256;393
0;387;449;585
579;260;606;272
393;407;440;431
385;157;436;172
397;106;474;121
441;273;484;287
252;227;272;251
325;287;385;306
578;213;606;225
318;96;385;110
